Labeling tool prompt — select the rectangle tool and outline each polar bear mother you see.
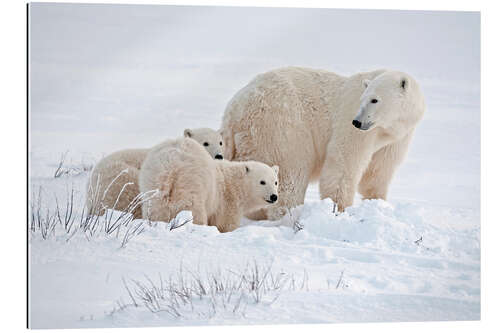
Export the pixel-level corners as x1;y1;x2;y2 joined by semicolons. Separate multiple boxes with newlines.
221;67;425;219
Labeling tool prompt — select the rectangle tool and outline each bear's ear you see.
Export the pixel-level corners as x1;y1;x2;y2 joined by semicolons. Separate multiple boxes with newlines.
272;165;279;175
401;78;408;91
362;79;371;89
184;129;192;138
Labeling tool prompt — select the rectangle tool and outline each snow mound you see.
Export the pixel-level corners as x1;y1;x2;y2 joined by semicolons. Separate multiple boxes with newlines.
292;198;479;260
29;159;480;328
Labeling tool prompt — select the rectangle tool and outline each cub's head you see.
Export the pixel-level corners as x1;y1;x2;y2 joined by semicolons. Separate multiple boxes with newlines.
352;71;424;136
184;128;224;160
242;161;279;209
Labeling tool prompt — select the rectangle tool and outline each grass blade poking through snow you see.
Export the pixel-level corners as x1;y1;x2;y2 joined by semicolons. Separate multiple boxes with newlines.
116;261;308;320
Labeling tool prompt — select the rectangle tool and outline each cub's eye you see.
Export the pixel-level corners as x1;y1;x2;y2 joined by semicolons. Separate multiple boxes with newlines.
203;142;209;147
260;181;266;185
219;141;223;146
371;99;378;104
275;181;278;185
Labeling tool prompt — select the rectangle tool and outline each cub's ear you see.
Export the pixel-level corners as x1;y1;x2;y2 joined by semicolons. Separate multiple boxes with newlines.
272;165;279;175
362;79;371;89
401;78;408;91
184;129;192;138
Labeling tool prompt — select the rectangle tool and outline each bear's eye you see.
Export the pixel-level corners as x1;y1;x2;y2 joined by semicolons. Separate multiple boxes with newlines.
203;142;209;147
275;181;277;185
260;181;266;185
371;99;378;104
219;141;223;146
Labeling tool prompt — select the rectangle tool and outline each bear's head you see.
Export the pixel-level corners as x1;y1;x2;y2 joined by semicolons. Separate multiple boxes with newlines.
184;128;224;160
352;71;425;138
241;161;279;210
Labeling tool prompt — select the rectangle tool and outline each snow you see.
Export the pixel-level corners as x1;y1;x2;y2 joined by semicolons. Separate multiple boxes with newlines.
29;183;480;328
28;3;480;329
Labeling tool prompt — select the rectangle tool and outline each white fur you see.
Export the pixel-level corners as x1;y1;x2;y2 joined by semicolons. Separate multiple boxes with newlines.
221;67;425;219
139;137;279;232
86;128;223;218
183;127;224;159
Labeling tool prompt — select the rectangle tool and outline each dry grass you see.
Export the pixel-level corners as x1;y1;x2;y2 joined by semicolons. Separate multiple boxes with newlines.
53;151;94;178
286;207;303;233
29;182;158;247
114;261;308;319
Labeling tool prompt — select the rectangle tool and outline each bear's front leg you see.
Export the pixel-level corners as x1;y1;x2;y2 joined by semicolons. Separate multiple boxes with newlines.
319;150;370;212
215;210;240;233
217;222;239;233
358;130;414;201
319;170;357;212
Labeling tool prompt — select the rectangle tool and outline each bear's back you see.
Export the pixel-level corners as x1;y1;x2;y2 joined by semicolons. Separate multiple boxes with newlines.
94;148;149;173
139;137;215;195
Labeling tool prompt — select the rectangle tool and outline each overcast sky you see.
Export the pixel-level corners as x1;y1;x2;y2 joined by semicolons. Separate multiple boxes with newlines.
29;3;480;151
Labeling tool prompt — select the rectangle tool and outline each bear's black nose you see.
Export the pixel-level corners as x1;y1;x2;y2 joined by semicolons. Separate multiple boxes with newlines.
270;194;278;202
215;154;223;160
352;120;362;128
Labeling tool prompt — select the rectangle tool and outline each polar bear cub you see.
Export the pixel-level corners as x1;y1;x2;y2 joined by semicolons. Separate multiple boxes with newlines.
139;137;279;232
86;128;224;219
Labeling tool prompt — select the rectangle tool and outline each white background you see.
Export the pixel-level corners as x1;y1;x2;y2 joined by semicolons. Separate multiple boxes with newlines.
1;0;499;332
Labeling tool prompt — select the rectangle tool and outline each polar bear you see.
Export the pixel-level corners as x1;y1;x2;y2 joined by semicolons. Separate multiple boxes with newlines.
86;128;224;219
139;137;279;232
221;67;425;219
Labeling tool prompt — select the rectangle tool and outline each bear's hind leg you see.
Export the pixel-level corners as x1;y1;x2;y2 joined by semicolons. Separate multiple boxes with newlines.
191;199;208;226
89;163;142;218
122;166;143;219
264;167;311;220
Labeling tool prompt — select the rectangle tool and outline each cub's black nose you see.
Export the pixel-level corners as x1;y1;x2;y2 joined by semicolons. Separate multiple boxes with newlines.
215;154;223;160
352;120;362;128
270;194;278;202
